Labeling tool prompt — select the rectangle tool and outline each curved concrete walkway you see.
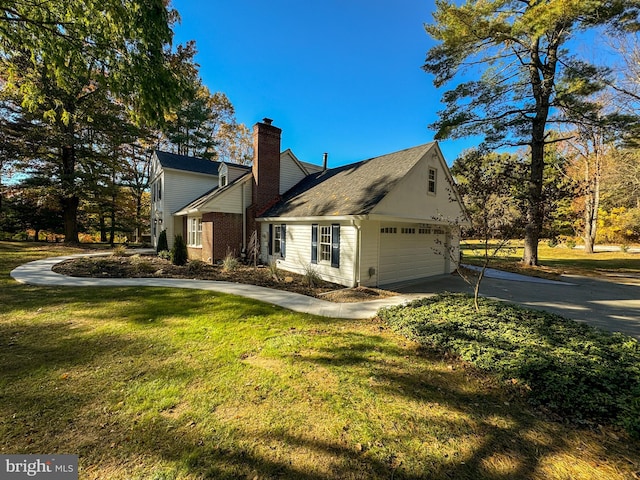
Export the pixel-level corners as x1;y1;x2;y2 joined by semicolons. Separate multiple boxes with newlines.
10;254;413;319
11;254;639;338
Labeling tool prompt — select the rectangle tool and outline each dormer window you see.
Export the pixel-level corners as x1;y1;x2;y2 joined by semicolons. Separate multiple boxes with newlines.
219;163;228;188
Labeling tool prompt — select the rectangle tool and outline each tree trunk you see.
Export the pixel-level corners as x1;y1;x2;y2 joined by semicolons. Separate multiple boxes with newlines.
99;212;107;242
522;125;546;266
522;35;556;267
583;154;600;254
61;195;79;243
61;122;79;243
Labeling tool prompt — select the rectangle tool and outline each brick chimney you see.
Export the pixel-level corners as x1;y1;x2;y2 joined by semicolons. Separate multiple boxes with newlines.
252;118;282;215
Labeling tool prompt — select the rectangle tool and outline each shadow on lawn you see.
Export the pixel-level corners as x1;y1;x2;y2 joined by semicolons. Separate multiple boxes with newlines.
286;334;632;480
108;330;637;479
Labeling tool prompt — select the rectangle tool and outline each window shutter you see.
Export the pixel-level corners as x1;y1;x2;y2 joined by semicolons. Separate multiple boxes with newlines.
281;224;286;258
268;224;273;256
311;224;318;264
331;224;340;268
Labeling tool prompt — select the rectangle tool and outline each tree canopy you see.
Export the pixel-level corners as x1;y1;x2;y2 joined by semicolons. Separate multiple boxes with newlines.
425;0;639;265
0;0;195;242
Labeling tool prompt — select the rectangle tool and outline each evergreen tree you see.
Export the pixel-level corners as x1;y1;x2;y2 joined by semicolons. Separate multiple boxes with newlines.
424;0;638;265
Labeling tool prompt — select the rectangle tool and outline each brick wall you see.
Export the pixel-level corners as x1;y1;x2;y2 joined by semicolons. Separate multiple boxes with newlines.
211;212;243;262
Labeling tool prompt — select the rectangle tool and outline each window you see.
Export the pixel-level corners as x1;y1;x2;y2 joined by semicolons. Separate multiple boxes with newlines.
419;227;431;234
274;226;282;254
428;167;437;194
311;224;340;267
158;179;162;200
380;227;397;234
220;174;227;187
320;226;331;262
187;217;202;246
401;227;416;234
269;224;286;257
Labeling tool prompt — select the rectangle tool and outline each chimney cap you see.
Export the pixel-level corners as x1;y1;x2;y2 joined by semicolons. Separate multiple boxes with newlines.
262;118;273;125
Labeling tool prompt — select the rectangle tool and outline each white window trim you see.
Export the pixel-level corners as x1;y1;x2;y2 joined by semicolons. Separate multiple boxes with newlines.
187;217;202;247
428;167;437;194
319;225;332;263
273;225;282;255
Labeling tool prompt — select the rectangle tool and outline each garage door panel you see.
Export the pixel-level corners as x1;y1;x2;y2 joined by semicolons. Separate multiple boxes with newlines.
379;230;444;284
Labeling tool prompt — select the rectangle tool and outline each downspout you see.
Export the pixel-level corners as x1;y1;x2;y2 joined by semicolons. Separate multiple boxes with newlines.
241;181;247;249
353;220;361;287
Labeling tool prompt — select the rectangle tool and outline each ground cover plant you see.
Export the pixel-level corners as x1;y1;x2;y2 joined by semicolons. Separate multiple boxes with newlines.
2;241;640;479
379;293;640;438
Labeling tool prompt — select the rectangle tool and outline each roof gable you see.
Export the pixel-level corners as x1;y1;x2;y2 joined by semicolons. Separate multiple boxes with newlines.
174;171;252;215
261;143;435;218
372;143;469;223
155;150;220;175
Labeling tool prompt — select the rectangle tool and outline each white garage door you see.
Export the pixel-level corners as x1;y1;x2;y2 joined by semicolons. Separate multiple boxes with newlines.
379;226;446;285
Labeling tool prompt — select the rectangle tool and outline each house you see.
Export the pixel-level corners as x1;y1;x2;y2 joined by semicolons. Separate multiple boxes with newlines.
151;118;468;287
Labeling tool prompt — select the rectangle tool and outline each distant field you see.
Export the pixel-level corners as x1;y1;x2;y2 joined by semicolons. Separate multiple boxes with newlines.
461;240;640;279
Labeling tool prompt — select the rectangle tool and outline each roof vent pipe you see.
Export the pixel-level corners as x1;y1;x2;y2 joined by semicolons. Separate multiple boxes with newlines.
323;152;328;171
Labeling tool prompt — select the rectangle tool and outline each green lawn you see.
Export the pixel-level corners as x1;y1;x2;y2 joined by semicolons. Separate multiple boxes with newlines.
1;241;639;479
461;240;640;279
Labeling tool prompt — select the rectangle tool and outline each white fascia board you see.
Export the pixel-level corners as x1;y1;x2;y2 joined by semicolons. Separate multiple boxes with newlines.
257;215;368;223
173;208;200;216
367;213;470;226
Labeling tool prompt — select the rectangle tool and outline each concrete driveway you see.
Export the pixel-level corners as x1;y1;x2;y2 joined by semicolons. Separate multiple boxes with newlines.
394;269;640;340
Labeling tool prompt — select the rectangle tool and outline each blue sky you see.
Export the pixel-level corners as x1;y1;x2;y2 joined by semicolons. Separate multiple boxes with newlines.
170;0;474;167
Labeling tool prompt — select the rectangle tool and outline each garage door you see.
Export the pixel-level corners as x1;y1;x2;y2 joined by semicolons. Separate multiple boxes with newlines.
378;226;445;285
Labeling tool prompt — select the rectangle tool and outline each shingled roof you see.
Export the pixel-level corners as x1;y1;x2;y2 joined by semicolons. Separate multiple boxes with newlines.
262;142;435;218
155;150;219;175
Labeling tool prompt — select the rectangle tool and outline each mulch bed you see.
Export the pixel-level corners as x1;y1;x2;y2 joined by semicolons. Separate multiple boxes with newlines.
52;254;397;303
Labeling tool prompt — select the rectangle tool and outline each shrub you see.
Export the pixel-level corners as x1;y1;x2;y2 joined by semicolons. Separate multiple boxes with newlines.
171;235;188;266
379;293;640;438
187;259;207;275
267;260;280;281
111;244;127;257
130;255;156;275
546;237;558;248
221;249;239;272
157;229;168;253
157;250;171;260
303;264;322;287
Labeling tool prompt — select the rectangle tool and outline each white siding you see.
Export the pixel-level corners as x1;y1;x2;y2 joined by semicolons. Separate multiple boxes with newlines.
157;169;217;248
203;186;243;214
280;151;309;194
372;146;467;224
226;164;248;183
358;220;380;287
261;221;357;287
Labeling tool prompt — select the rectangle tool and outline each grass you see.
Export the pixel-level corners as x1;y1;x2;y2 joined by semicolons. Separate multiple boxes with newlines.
2;241;640;479
461;240;640;279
